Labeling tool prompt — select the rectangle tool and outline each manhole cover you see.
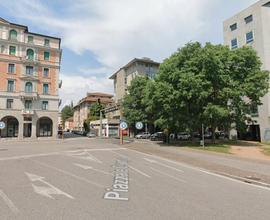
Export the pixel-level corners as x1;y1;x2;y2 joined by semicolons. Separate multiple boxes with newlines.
245;176;261;181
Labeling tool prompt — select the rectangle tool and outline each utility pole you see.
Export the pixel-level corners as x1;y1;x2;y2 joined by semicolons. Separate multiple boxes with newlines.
202;124;205;149
99;109;102;137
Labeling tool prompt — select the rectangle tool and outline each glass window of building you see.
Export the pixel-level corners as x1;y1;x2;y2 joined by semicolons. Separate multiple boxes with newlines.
9;46;16;55
43;68;49;77
230;23;237;31
44;51;50;60
7;80;14;92
25;100;32;110
26;49;34;60
26;66;34;75
1;45;5;53
231;38;238;49
44;39;50;46
9;30;17;40
6;99;13;109
245;15;253;24
43;83;49;94
246;31;254;44
25;82;33;93
42;101;49;110
28;36;34;43
8;64;15;73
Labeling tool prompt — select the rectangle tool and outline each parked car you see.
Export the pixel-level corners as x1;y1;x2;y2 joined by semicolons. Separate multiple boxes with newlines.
135;132;151;139
177;132;191;141
87;132;96;138
150;132;165;141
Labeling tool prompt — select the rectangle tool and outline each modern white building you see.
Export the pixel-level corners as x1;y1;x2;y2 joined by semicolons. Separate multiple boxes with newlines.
224;0;270;142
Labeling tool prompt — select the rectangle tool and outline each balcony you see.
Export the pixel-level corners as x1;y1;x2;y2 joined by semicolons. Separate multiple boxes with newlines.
20;73;39;81
21;109;34;116
21;55;39;65
20;92;38;100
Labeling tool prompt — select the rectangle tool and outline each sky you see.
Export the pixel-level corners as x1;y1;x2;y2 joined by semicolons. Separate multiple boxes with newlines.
0;0;258;107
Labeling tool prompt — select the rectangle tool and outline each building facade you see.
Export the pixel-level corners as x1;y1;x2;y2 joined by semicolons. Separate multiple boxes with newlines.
0;18;62;139
73;92;113;131
64;117;74;131
223;0;270;141
109;57;160;103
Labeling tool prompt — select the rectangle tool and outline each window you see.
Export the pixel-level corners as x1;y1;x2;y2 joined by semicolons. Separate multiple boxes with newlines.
231;38;238;49
26;49;34;60
245;15;253;24
26;66;34;75
43;68;49;77
1;45;5;53
44;51;50;60
7;80;14;92
8;64;15;73
9;30;17;41
9;46;16;55
42;101;48;110
25;100;32;110
250;103;259;117
246;31;254;44
6;99;13;109
230;23;237;31
28;36;33;43
25;82;33;93
43;83;49;94
44;39;50;46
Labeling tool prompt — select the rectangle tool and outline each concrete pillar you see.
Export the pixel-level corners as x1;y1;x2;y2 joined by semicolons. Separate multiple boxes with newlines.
18;119;24;139
106;124;109;137
31;117;37;139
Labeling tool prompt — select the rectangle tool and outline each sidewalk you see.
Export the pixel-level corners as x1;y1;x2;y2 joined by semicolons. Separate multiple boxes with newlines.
126;140;270;187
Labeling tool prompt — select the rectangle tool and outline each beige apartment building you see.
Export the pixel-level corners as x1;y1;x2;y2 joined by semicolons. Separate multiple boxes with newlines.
0;18;62;139
73;92;113;131
109;57;160;103
224;0;270;142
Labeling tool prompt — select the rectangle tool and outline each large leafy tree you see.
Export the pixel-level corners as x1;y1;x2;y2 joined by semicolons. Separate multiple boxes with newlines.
145;42;269;142
61;104;74;124
123;76;152;131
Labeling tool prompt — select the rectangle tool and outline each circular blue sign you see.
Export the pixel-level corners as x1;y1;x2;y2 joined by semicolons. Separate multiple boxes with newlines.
135;122;143;130
120;122;128;130
0;121;5;129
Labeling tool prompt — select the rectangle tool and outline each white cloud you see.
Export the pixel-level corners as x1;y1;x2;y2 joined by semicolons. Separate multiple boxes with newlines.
0;0;258;107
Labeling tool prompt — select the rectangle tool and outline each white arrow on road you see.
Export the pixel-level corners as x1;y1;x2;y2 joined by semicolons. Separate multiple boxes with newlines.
67;151;102;163
73;163;112;176
144;158;184;173
25;172;74;200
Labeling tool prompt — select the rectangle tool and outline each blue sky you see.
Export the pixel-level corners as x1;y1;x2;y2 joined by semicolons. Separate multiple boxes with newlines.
0;0;258;106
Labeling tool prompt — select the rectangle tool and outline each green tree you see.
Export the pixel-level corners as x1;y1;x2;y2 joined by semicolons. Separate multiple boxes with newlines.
85;102;105;129
61;104;74;123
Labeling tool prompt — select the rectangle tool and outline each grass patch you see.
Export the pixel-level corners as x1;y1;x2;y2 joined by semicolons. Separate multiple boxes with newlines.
188;144;231;154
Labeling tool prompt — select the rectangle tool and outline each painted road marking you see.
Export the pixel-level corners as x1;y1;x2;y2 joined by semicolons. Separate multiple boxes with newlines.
0;190;19;214
0;148;127;162
32;160;104;188
74;163;112;176
129;165;151;178
150;167;186;183
104;159;129;201
144;158;184;173
128;149;270;192
25;172;74;200
110;150;130;159
67;150;102;163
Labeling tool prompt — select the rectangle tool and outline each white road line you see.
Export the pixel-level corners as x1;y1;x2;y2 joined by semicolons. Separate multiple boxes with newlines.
84;151;103;164
0;148;127;161
31;160;104;188
110;150;130;159
143;158;184;173
126;149;270;192
129;165;151;178
0;190;19;214
150;167;186;183
74;163;112;176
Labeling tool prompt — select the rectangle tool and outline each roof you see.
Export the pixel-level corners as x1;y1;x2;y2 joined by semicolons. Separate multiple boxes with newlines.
109;57;160;79
74;92;114;109
0;17;61;43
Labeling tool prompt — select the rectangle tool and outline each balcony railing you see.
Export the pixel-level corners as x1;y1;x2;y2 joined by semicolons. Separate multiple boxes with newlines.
21;109;35;116
21;55;39;63
20;92;38;100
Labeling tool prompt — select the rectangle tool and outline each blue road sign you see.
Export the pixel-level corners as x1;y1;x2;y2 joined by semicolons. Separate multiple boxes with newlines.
0;121;5;129
135;122;143;130
120;121;128;130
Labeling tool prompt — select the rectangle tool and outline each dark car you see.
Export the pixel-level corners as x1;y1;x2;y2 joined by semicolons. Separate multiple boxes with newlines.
150;132;165;141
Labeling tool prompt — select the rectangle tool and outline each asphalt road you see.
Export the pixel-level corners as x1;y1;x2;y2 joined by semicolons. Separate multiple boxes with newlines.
0;138;270;220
